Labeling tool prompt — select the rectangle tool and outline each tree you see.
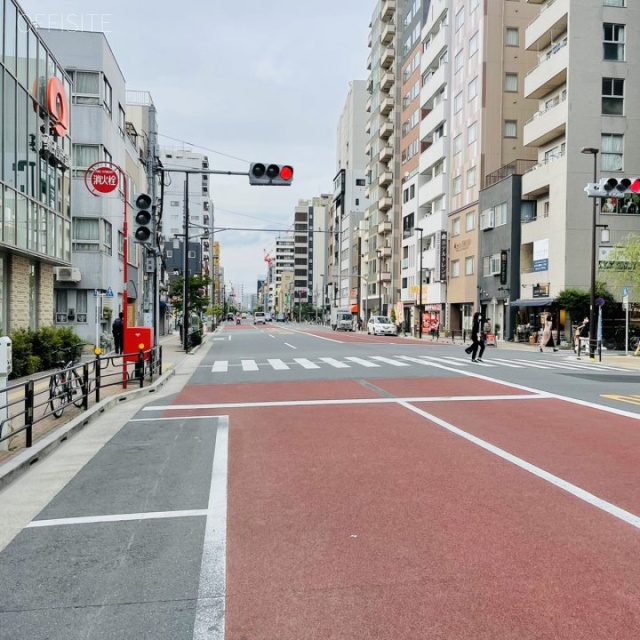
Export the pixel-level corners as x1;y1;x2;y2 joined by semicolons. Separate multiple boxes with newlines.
598;232;640;301
169;274;211;315
555;283;617;325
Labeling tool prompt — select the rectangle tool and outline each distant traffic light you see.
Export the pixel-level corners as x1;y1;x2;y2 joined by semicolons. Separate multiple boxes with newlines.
134;193;153;242
584;177;640;197
249;163;294;186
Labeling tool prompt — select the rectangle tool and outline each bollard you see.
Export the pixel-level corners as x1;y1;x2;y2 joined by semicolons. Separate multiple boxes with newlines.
0;337;12;451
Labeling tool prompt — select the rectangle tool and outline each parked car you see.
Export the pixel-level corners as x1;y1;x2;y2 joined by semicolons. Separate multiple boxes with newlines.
265;313;273;322
276;313;286;322
254;311;266;325
367;316;398;336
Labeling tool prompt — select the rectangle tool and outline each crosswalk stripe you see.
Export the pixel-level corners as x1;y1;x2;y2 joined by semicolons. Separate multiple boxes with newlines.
267;358;289;370
370;356;410;367
479;358;525;368
241;359;259;371
211;361;228;373
507;359;553;369
319;357;351;369
397;356;438;366
294;358;320;369
345;356;380;368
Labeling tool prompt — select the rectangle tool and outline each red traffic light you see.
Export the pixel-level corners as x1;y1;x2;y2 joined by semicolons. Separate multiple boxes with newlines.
631;179;640;193
249;162;294;186
280;165;294;181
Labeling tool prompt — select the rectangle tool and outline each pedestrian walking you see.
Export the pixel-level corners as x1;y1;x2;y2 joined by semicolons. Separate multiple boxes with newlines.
574;316;589;354
465;311;486;362
112;311;124;354
539;313;558;353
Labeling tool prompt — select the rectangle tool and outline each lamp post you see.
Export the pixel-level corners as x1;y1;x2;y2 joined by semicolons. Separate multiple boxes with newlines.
415;227;424;339
581;147;599;359
376;249;383;316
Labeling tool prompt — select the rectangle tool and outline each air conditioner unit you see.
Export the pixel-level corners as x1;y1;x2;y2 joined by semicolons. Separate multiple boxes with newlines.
54;267;82;282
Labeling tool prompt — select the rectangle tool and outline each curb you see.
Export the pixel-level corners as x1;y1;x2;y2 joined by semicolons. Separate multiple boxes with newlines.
0;368;176;492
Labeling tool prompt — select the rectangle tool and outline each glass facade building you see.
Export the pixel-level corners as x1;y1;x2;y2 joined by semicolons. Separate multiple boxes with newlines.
1;0;72;332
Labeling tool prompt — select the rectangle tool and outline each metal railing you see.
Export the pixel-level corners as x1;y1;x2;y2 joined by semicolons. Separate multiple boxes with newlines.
0;346;162;452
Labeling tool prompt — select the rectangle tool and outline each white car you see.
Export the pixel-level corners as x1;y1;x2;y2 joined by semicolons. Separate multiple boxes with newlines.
254;311;266;325
367;316;398;336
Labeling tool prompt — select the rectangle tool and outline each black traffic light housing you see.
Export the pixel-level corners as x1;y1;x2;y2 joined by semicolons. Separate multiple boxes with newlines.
134;193;153;242
249;163;294;186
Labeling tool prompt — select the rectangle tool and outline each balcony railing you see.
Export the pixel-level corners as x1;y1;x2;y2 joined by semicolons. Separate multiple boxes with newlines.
484;159;538;187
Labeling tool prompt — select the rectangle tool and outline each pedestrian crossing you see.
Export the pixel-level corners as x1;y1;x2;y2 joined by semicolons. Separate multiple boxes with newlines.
208;354;633;374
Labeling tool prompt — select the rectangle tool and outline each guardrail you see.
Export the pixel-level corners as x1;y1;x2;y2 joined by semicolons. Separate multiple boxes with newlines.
0;346;162;452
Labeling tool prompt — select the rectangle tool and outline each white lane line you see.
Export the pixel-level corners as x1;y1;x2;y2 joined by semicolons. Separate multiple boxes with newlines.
269;334;276;339
144;394;545;411
284;342;297;349
211;361;228;373
345;357;380;368
294;358;321;369
267;358;290;370
129;415;226;422
400;401;640;532
319;357;351;369
479;358;525;368
370;356;410;367
27;509;207;528
193;417;228;640
280;326;344;343
241;360;259;372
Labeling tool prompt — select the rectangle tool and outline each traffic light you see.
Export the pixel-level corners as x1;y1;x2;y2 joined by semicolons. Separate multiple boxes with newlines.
133;193;153;242
584;177;640;197
249;163;294;186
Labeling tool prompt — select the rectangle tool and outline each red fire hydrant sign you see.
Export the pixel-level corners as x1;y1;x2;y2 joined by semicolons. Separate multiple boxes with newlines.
90;166;119;193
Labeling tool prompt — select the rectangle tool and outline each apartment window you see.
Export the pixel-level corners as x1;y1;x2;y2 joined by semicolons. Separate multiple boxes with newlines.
118;105;126;137
602;78;624;115
454;91;463;113
73;144;100;169
469;32;479;57
465;256;475;275
467;122;478;144
72;71;100;105
455;50;464;73
356;178;365;186
604;24;625;61
453;175;462;195
505;28;519;46
453;134;462;155
466;211;475;231
455;7;464;31
504;73;518;92
103;77;113;114
470;0;480;11
496;202;508;226
483;255;501;277
451;260;460;277
468;77;478;100
604;0;624;5
452;218;461;236
467;167;477;189
504;120;518;138
601;133;623;171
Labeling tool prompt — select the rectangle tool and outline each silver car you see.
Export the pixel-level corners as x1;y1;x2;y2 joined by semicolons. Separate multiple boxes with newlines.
367;316;398;336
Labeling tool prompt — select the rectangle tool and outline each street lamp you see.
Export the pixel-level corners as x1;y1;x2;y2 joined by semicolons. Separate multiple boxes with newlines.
415;227;424;339
581;146;599;359
376;249;383;316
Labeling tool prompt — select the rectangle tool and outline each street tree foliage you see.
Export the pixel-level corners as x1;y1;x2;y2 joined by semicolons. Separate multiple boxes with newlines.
598;232;640;300
169;274;211;315
555;283;617;324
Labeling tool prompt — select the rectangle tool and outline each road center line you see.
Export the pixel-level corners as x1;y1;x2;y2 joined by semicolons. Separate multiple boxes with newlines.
399;400;640;531
284;342;297;349
26;509;207;528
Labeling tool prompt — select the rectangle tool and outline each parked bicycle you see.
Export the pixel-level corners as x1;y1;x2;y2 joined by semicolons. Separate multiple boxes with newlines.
49;345;87;418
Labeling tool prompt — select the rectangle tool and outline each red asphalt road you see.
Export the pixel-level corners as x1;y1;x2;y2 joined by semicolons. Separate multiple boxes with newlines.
171;376;640;639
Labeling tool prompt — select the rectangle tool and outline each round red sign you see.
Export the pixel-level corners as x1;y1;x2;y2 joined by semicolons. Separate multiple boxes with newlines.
90;167;119;194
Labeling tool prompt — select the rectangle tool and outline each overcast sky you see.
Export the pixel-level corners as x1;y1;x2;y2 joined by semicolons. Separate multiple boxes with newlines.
19;0;372;298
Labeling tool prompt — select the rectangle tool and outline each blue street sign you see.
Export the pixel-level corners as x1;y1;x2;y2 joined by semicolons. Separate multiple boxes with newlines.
93;289;98;298
596;297;605;307
106;287;114;298
623;287;629;297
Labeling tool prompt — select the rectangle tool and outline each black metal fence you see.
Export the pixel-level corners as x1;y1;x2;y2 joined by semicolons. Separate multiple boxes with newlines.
0;346;162;451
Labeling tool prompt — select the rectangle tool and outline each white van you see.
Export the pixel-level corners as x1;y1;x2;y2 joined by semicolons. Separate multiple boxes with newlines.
254;311;266;325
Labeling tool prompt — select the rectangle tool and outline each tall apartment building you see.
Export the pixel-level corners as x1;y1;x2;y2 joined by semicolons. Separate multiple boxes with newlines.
327;80;368;317
272;234;294;314
365;0;406;316
519;0;640;321
39;28;152;344
0;2;72;333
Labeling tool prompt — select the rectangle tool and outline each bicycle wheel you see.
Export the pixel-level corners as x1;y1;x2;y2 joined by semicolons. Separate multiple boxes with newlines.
70;369;86;408
49;376;66;418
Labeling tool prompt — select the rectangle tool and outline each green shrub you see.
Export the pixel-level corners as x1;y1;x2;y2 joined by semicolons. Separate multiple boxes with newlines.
32;326;64;369
10;328;34;378
189;331;202;348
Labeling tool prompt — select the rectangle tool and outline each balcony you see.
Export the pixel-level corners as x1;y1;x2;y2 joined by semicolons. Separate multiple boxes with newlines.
380;271;392;282
381;46;395;70
418;172;446;204
365;141;371;157
379;145;393;162
381;71;395;92
380;245;392;257
379;120;394;139
367;52;372;71
381;22;396;45
524;41;568;100
419;136;446;176
523;96;568;148
379;198;393;213
378;171;393;187
366;96;372;113
419;98;446;143
526;0;568;52
381;0;396;23
522;152;566;199
365;118;371;134
421;25;447;70
420;62;447;104
380;96;394;116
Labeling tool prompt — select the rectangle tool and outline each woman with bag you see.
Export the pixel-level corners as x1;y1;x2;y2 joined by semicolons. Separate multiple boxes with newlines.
539;313;558;353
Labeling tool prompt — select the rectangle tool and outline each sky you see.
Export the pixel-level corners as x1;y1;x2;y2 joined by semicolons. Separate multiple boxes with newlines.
19;0;373;296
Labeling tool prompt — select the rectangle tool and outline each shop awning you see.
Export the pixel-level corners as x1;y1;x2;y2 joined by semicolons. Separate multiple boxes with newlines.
509;297;554;307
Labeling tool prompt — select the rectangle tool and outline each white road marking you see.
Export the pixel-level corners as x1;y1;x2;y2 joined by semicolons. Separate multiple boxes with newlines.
370;356;410;367
480;358;525;368
319;357;350;369
397;355;438;367
284;342;297;349
267;358;289;370
211;361;228;373
400;401;640;532
241;360;259;371
27;509;207;528
294;358;320;369
345;357;380;368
